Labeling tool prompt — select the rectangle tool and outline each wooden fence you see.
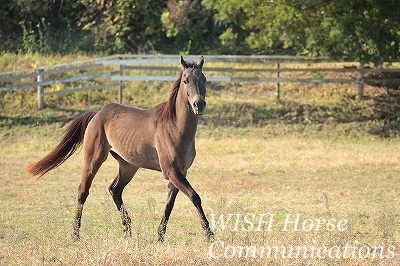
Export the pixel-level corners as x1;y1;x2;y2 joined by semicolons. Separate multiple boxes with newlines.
0;54;399;109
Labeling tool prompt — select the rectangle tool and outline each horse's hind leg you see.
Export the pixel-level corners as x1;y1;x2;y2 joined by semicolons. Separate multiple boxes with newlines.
157;182;179;242
108;151;138;237
73;131;110;239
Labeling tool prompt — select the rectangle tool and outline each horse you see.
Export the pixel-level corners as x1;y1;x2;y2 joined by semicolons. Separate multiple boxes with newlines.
26;56;214;242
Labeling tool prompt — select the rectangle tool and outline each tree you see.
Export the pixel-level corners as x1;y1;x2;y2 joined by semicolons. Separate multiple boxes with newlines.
1;0;399;61
160;0;222;54
0;0;84;53
78;0;167;53
204;0;400;64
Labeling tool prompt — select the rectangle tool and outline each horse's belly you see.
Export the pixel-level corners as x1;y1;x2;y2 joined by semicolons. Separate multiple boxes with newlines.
131;152;161;171
113;145;161;171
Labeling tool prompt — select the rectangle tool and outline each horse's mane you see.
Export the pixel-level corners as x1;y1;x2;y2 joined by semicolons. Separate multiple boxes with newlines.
156;59;200;120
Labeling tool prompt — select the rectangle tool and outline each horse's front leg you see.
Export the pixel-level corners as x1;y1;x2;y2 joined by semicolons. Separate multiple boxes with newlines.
158;182;179;242
160;163;214;241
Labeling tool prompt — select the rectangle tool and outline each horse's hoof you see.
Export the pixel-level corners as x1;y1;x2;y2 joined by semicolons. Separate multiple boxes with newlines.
72;232;80;241
157;233;165;243
123;231;132;238
207;231;215;242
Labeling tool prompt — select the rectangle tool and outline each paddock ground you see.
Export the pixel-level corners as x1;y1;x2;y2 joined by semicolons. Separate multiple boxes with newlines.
1;123;399;265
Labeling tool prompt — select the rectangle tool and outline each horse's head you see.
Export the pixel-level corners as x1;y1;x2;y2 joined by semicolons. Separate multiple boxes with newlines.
180;56;207;116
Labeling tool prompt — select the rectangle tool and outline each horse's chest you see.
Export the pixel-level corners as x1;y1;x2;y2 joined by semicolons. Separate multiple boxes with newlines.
158;139;196;172
177;143;196;170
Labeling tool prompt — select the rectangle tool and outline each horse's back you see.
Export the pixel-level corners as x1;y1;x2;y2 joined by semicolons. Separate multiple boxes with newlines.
91;103;153;128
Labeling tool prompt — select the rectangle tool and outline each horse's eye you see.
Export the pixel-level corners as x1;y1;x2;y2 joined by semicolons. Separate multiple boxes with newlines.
183;78;189;84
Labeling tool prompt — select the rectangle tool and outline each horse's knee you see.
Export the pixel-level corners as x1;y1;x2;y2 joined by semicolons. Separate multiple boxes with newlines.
190;192;202;207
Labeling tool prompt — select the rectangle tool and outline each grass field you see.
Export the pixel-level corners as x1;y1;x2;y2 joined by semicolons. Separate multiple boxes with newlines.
1;124;400;265
1;54;400;265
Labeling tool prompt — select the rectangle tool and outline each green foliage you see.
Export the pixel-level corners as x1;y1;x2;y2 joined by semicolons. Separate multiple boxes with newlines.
204;0;400;64
160;0;222;54
77;0;167;53
0;0;399;63
0;0;90;54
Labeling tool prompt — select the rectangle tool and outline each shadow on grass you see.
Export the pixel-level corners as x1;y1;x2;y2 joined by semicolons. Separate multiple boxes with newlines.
0;107;92;128
2;96;399;137
201;96;400;137
204;99;376;127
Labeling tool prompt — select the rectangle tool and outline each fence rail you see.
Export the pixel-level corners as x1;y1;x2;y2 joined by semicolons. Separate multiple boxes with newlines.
0;54;399;109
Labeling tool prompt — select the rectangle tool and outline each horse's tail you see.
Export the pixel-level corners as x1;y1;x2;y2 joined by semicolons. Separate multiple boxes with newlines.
26;111;97;177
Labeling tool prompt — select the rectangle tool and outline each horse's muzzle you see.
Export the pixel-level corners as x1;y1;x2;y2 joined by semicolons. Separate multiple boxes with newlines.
192;99;206;115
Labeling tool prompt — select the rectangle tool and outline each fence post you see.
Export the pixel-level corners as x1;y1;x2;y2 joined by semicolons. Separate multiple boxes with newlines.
118;67;123;104
37;68;44;109
276;62;280;101
357;62;364;98
118;57;123;104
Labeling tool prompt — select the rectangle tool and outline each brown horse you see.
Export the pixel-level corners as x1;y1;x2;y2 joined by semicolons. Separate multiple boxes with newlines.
27;56;214;242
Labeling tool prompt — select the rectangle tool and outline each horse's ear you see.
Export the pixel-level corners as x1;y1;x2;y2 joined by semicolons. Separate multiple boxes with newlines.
198;56;204;69
180;55;189;69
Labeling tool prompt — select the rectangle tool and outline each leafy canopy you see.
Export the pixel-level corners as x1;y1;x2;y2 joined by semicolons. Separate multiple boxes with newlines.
204;0;400;64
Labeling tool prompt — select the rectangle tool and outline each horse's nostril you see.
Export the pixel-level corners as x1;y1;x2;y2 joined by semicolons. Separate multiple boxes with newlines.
192;99;205;114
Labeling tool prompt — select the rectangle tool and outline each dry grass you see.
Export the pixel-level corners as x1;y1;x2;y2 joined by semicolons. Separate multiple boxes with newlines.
1;54;400;264
1;124;400;265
